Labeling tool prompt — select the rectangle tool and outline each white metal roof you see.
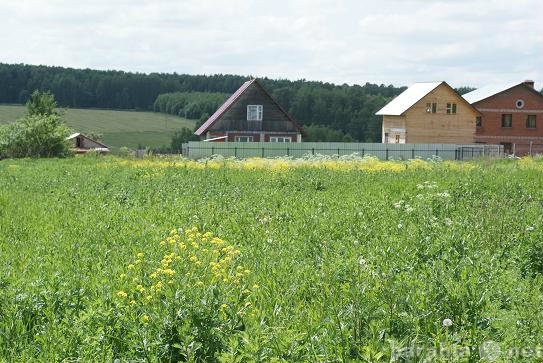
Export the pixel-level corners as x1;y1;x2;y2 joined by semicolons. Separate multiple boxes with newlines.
462;82;522;104
66;132;81;140
375;82;443;116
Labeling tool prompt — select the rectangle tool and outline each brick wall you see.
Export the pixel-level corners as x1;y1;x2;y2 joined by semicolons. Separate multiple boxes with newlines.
474;84;543;153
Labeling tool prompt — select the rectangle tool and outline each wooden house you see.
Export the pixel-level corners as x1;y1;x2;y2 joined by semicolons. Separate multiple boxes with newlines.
463;80;543;155
195;78;303;142
66;133;110;154
376;81;480;144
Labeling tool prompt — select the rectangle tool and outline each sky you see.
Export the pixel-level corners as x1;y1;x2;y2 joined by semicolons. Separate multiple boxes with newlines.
1;0;542;88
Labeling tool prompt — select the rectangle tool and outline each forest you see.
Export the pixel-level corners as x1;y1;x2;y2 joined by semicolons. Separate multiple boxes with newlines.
0;63;407;142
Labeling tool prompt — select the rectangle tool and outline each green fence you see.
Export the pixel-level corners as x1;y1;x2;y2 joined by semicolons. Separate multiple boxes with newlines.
181;142;503;160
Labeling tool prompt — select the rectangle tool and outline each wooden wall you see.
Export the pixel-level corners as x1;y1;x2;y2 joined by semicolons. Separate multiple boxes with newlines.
402;85;477;144
209;83;299;132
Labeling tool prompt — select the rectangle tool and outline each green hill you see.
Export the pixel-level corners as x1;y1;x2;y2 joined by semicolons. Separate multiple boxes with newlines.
0;105;196;152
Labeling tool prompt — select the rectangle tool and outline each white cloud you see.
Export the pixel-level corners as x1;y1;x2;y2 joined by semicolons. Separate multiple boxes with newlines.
0;0;541;88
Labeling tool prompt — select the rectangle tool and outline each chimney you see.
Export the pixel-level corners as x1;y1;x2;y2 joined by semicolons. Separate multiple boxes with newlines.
523;80;535;88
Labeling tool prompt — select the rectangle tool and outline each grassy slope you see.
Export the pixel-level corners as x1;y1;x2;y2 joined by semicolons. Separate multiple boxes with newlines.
0;105;195;152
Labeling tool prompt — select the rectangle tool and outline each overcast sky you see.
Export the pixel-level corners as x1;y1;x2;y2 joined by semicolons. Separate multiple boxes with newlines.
1;0;542;88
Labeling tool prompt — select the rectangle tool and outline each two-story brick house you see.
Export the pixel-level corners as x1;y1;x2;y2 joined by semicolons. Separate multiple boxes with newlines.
463;80;543;155
195;78;303;142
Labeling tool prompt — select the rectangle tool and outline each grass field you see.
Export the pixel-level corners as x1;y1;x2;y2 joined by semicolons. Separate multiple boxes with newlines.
1;156;542;362
0;105;195;152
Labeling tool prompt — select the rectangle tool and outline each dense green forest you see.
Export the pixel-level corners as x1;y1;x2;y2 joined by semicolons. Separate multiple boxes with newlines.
0;63;408;141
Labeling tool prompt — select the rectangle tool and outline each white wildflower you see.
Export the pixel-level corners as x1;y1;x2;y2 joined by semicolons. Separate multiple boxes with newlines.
442;318;453;327
526;226;535;231
444;218;452;226
397;223;403;229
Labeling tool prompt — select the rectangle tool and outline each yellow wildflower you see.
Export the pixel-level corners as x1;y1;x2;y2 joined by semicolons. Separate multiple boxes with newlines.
137;252;144;258
127;264;135;270
117;291;128;298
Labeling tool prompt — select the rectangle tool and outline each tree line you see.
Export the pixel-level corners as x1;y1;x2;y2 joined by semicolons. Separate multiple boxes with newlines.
0;63;409;141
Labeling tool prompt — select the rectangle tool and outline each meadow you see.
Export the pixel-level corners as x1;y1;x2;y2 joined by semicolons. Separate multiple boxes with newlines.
0;155;542;362
0;105;195;152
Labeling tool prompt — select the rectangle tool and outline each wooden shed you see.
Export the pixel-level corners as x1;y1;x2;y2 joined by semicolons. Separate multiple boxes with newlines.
66;133;110;154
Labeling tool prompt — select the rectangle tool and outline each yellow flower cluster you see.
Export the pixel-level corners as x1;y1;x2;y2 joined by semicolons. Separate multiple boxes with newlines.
116;227;255;311
99;156;469;173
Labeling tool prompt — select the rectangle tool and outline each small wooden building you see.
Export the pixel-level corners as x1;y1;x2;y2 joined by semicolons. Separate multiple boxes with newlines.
463;80;543;155
376;82;480;144
195;78;303;142
66;133;110;154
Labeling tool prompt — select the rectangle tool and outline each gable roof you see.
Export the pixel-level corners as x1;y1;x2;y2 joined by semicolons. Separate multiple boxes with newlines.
463;82;543;104
195;78;302;136
66;132;109;149
375;82;442;116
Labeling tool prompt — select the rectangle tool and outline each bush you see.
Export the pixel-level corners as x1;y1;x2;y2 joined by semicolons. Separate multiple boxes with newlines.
0;114;72;158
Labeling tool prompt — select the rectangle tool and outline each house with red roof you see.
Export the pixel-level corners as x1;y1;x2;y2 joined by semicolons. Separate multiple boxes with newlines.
194;78;303;142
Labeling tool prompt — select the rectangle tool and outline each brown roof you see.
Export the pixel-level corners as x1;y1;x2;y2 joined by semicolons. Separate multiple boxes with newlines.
195;78;302;136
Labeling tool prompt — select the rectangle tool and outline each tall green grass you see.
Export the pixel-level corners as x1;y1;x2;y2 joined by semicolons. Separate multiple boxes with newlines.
0;156;542;362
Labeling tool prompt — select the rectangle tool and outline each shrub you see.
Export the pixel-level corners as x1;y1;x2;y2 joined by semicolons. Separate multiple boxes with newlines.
0;114;72;158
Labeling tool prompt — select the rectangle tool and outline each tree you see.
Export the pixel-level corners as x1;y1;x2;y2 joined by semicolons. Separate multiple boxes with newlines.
0;114;71;158
170;128;199;153
0;90;71;158
26;90;60;116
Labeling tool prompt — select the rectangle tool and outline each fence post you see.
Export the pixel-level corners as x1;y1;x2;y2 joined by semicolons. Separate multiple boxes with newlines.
512;143;516;156
362;148;365;157
261;147;264;158
529;141;533;156
412;148;415;159
287;147;290;157
337;148;340;157
385;148;389;160
435;149;439;157
211;146;214;155
312;148;315;155
234;147;237;158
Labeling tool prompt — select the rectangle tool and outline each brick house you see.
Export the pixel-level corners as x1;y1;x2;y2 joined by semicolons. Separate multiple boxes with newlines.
463;81;543;155
195;78;303;142
376;81;480;144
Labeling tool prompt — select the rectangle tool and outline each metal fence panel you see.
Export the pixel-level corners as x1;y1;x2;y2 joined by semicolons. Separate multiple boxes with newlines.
182;142;503;160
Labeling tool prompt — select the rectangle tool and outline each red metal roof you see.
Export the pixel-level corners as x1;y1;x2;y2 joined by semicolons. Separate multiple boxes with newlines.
194;78;302;136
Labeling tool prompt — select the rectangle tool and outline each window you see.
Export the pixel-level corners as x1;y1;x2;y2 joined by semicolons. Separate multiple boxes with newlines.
476;116;482;127
384;133;389;143
501;114;512;128
270;136;291;142
426;102;437;113
235;136;253;142
516;99;525;109
247;105;263;121
526;115;536;129
446;103;457;114
395;134;400;143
